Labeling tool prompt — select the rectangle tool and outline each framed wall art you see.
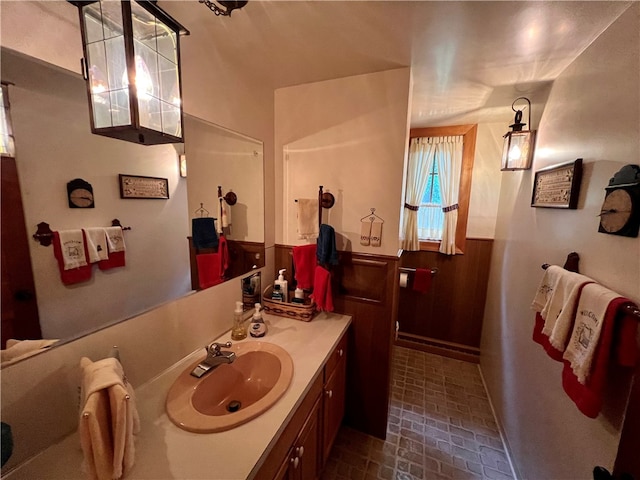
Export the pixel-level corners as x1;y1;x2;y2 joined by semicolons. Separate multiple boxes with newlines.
119;174;169;200
531;158;582;209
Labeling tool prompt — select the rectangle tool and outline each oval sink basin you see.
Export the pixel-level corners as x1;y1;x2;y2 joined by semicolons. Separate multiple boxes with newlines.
166;341;294;433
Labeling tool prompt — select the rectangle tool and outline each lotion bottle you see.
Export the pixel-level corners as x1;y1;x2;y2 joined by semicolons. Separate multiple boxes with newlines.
249;303;267;338
231;301;247;340
275;269;289;303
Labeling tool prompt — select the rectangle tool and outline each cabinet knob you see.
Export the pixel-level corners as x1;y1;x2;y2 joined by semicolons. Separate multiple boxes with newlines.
296;446;304;458
291;456;299;469
339;348;343;357
326;389;333;399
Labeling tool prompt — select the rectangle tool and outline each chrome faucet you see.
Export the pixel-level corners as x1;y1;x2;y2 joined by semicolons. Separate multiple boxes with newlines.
190;341;236;378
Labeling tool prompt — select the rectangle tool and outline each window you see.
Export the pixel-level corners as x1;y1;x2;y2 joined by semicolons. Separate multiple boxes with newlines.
404;125;477;254
0;83;16;157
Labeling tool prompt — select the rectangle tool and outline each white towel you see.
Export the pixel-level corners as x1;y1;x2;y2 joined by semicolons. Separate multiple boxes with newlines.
370;221;383;247
105;227;126;253
217;197;232;234
562;283;621;384
360;221;371;246
79;357;140;480
84;228;109;263
58;229;88;270
1;339;59;366
531;266;594;347
297;198;319;239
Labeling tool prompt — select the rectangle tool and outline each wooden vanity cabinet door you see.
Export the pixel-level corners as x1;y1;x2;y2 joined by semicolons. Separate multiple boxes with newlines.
322;339;347;464
295;396;321;480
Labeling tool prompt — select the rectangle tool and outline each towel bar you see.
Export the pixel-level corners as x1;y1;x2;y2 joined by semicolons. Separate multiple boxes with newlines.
82;395;131;419
399;266;438;275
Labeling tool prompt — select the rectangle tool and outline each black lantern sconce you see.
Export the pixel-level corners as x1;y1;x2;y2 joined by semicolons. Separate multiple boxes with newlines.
69;1;189;146
199;0;247;16
501;97;536;171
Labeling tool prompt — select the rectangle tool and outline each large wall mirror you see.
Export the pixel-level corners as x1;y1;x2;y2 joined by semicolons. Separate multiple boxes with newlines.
0;48;265;363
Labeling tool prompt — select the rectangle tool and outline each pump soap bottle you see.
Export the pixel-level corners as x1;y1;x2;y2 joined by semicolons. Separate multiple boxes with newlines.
231;301;247;340
249;303;267;338
275;269;289;303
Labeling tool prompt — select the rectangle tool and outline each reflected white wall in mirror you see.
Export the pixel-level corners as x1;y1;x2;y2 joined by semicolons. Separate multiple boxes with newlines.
0;48;265;354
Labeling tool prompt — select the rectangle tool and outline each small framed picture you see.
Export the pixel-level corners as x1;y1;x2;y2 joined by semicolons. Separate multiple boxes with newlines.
119;174;169;200
531;158;583;209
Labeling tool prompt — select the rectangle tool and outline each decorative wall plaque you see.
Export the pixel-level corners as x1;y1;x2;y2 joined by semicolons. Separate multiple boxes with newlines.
531;158;582;209
119;174;169;199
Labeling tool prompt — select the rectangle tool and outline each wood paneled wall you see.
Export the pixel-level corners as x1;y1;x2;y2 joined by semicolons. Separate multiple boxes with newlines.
275;245;399;440
397;239;493;354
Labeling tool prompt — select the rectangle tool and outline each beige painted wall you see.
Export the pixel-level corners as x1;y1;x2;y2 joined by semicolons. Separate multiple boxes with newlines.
274;68;412;257
480;5;640;479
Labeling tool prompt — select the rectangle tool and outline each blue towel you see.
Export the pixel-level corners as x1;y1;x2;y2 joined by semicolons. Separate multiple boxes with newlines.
316;224;339;266
192;217;218;249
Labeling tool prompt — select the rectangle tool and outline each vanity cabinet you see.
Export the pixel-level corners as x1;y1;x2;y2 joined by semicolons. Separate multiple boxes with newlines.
254;330;348;480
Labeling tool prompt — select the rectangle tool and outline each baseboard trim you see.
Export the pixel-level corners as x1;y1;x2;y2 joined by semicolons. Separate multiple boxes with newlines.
395;333;480;364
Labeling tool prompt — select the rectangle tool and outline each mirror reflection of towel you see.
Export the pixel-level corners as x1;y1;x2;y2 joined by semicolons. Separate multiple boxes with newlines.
192;217;218;249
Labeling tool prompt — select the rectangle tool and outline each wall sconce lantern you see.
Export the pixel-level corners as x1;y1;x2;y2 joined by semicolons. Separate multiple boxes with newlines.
501;97;536;171
199;0;247;16
69;1;189;146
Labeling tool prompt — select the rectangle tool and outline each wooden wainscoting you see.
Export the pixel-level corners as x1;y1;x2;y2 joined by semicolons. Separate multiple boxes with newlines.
189;237;265;290
275;245;399;440
396;238;493;361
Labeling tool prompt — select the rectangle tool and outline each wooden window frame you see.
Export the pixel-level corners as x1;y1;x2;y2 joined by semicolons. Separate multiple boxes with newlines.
409;124;477;254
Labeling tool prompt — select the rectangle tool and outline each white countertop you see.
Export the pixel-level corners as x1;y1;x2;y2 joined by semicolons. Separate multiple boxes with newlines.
6;312;351;480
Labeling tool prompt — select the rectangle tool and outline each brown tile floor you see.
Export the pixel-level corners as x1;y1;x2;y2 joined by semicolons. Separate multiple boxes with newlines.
322;346;515;480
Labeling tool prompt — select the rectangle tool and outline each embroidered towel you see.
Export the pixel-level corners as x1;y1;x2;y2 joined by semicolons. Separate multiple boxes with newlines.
561;296;637;417
297;199;319;239
57;229;88;270
562;283;621;384
53;231;92;285
99;227;126;270
370;221;383;247
84;228;109;264
360;221;371;246
292;244;317;290
79;357;140;480
531;266;594;350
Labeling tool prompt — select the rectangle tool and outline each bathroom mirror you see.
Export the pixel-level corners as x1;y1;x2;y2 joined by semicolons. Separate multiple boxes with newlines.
0;48;265;357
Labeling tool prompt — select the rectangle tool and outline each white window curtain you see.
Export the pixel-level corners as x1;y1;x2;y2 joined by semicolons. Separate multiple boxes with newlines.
435;135;463;254
401;135;463;254
401;137;436;250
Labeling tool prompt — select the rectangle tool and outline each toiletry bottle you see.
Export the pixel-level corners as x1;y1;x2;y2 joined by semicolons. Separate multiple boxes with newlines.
249;303;267;338
275;269;289;303
271;284;284;301
231;301;247;340
292;287;305;304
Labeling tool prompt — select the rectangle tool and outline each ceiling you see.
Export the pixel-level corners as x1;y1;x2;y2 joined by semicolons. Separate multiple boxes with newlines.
163;1;630;128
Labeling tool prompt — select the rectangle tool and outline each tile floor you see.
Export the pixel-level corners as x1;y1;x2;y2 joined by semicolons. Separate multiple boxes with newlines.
322;346;515;480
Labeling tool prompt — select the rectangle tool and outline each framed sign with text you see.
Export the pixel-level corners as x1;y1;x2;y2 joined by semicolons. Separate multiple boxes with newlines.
531;158;582;209
119;174;169;199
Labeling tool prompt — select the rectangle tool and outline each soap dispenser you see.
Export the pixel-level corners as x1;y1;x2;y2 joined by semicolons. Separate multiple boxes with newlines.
249;303;267;338
275;269;289;303
231;301;247;340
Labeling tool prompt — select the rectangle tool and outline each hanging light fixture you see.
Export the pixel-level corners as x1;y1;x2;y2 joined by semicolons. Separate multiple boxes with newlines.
199;0;247;16
69;1;189;145
501;97;536;171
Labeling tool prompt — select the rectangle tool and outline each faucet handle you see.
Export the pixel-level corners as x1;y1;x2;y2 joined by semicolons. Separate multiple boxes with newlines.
207;341;232;355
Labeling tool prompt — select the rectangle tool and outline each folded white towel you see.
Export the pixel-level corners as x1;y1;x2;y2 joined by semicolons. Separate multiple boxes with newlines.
79;357;140;480
217;197;232;234
370;221;383;247
105;227;126;253
1;339;59;366
360;221;371;246
58;229;88;270
562;283;621;384
297;198;319;239
84;228;109;264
